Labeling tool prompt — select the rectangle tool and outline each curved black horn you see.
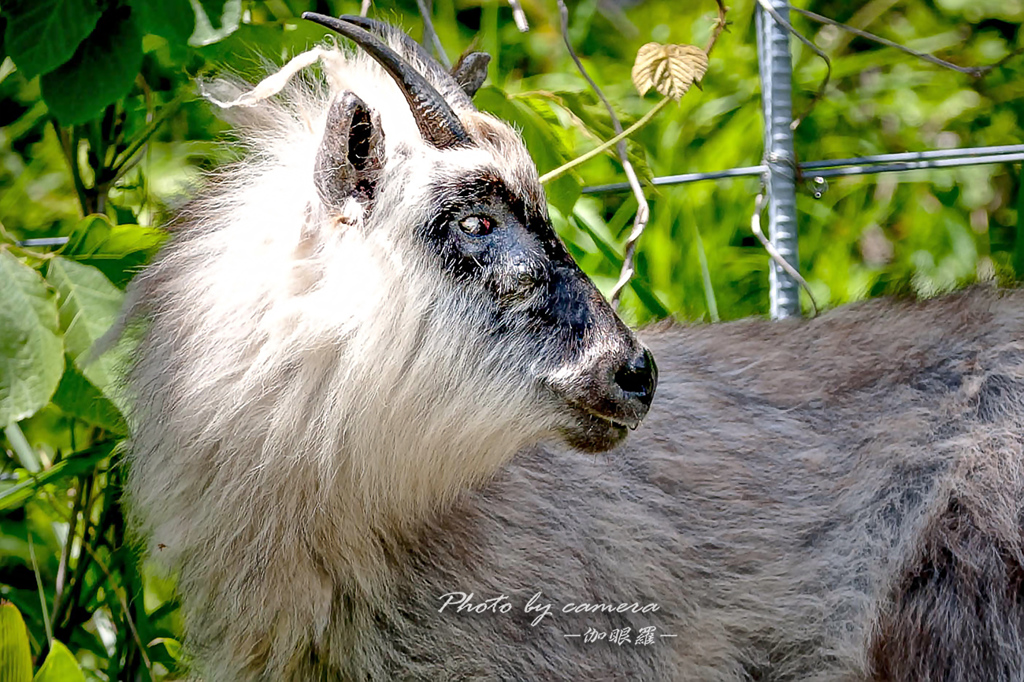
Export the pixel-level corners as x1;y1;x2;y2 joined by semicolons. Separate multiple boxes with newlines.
302;12;471;149
341;16;490;100
337;15;477;108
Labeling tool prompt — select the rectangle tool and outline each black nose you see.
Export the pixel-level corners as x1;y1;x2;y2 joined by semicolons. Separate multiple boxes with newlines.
614;348;658;412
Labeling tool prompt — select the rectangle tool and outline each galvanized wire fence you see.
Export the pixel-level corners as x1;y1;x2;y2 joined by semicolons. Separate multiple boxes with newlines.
581;2;1024;320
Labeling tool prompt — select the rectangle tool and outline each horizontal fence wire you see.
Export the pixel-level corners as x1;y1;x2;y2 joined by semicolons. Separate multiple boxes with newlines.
17;237;71;247
583;144;1024;195
810;152;1024;179
583;166;767;195
801;144;1024;169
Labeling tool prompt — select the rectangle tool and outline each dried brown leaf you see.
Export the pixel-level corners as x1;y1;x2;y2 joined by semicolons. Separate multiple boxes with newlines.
631;43;709;101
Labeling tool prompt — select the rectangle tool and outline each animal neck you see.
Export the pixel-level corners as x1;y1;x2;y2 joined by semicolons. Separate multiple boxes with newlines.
252;405;528;601
239;294;539;587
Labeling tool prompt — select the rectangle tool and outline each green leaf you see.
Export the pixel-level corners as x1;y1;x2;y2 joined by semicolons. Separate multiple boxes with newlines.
544;173;582;219
65;216;165;261
191;0;242;46
198;0;229;28
3;0;101;79
0;602;32;682
33;640;85;682
63;214;114;256
516;103;581;214
40;7;143;125
63;215;166;287
545;90;653;184
128;0;196;44
45;258;125;401
0;441;114;511
149;637;182;662
0;250;65;425
570;214;670;317
88;224;165;260
51;365;127;435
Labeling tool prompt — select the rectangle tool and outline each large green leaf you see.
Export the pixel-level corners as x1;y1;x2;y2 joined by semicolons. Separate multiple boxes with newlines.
2;0;101;79
0;602;32;682
127;0;195;44
40;7;143;125
63;215;117;257
63;215;166;288
0;251;65;425
51;365;127;435
33;640;85;682
45;258;125;402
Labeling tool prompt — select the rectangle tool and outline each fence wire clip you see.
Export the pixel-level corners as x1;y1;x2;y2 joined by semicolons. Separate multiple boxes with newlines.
806;176;828;199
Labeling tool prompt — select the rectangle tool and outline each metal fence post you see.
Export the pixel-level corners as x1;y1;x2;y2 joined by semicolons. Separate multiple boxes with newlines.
756;0;801;319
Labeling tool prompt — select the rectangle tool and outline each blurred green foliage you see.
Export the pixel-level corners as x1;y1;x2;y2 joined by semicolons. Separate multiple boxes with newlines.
1;601;88;681
0;0;1022;678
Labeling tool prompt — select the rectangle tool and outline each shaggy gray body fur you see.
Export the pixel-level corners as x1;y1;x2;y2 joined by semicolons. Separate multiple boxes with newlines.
133;286;1024;681
342;290;1024;681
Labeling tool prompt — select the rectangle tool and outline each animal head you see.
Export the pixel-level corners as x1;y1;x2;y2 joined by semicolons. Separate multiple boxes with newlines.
126;16;656;541
302;14;656;448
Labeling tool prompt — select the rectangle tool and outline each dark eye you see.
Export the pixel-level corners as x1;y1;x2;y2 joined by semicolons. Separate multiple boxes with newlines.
459;215;494;236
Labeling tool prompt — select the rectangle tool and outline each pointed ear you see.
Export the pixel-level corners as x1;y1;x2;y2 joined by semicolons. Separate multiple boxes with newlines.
451;51;490;98
315;92;385;213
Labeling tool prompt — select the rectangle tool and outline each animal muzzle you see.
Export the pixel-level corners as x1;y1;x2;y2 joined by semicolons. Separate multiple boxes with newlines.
537;264;659;435
551;343;658;431
595;345;658;429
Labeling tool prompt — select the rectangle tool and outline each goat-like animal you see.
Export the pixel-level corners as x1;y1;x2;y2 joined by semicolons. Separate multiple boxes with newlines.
122;15;1024;681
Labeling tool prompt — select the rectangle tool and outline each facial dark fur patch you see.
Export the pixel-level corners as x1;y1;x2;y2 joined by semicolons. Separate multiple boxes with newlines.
420;173;569;276
416;172;619;364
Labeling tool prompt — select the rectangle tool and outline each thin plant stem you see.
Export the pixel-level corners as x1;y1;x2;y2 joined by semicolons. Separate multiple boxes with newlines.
78;536;153;675
705;0;728;55
52;482;86;626
540;98;669;184
416;0;451;68
507;0;528;31
53;122;90;216
751;192;819;315
28;535;53;645
554;0;649;309
53;475;96;638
